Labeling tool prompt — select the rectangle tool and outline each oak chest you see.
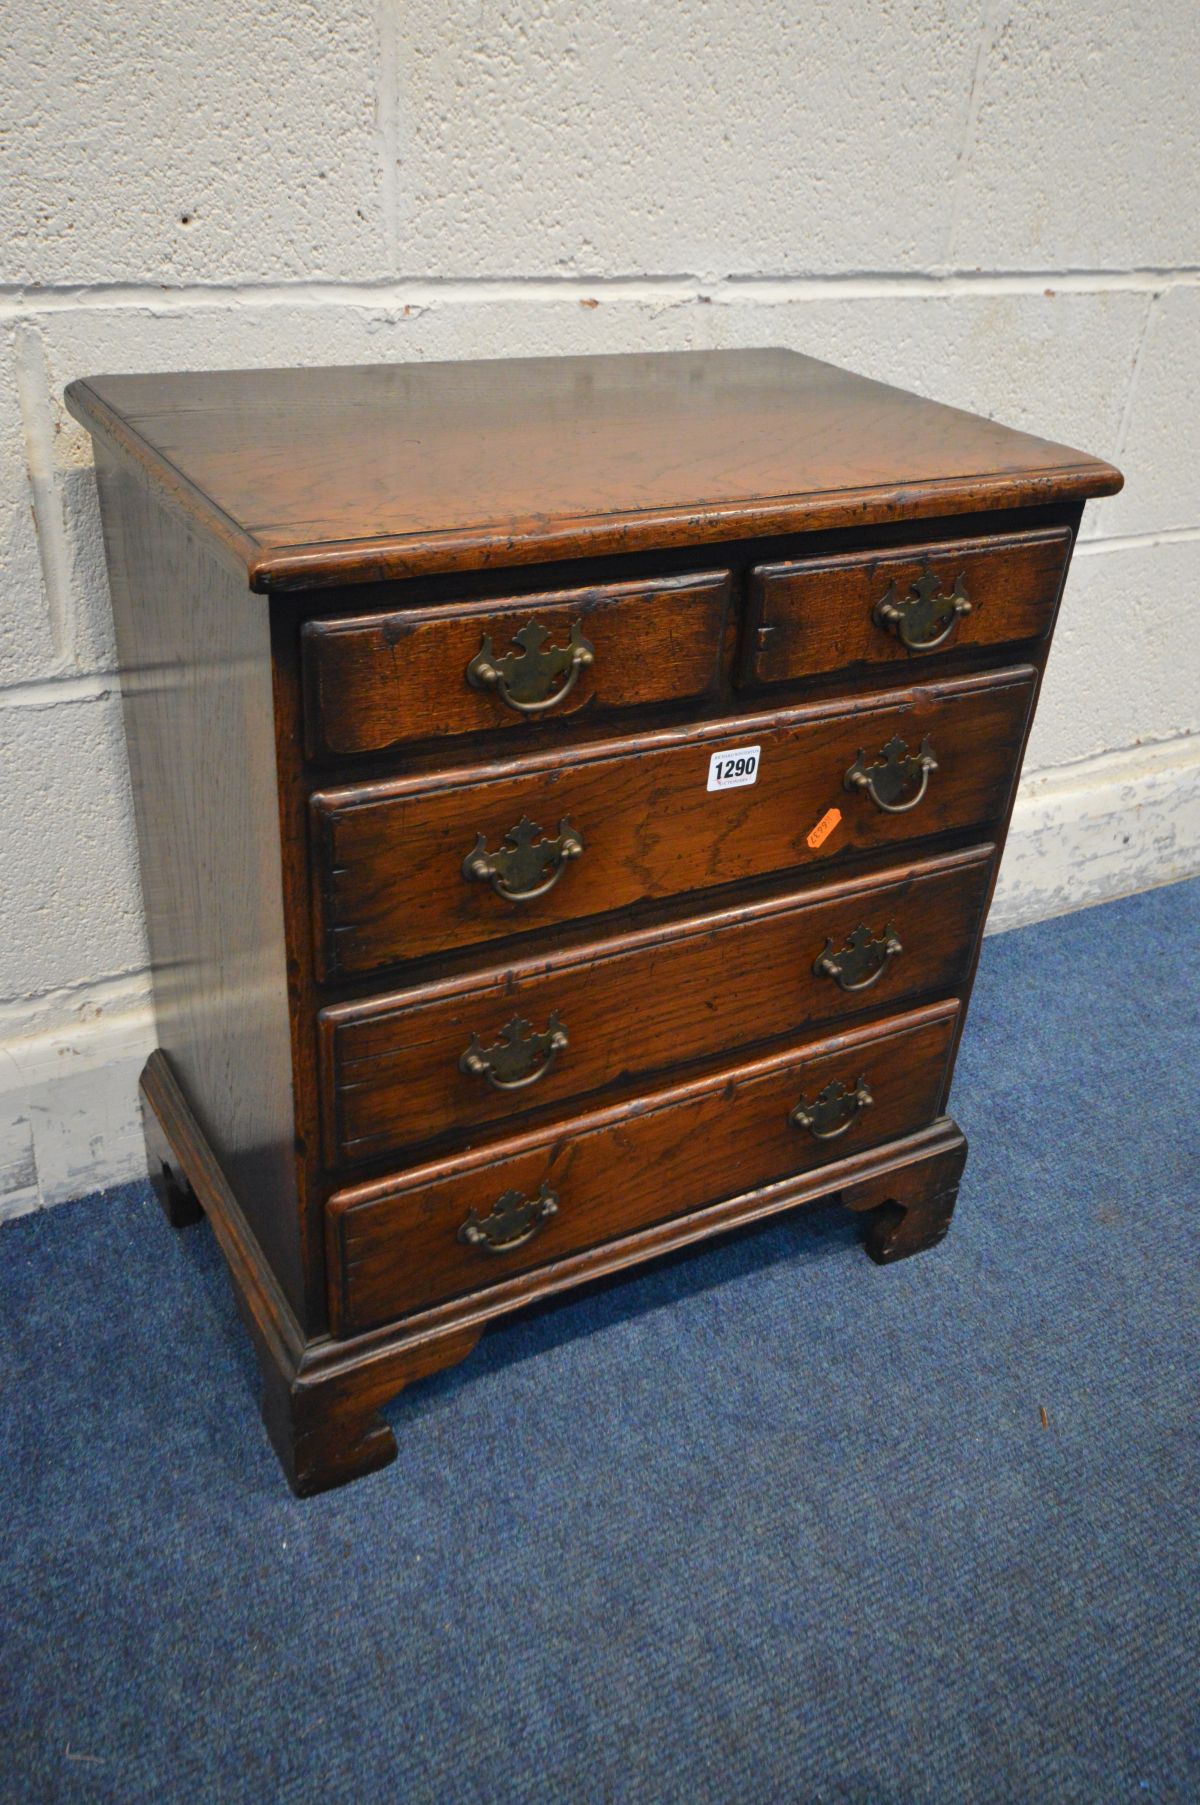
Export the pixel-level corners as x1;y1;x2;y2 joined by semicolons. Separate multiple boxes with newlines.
67;349;1122;1493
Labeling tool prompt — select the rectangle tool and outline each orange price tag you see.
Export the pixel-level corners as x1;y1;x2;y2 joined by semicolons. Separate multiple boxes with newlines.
806;807;842;850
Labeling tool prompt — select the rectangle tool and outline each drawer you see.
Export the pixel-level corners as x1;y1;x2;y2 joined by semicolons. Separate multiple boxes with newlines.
318;845;993;1166
742;526;1072;688
310;666;1034;978
302;569;732;757
326;999;959;1332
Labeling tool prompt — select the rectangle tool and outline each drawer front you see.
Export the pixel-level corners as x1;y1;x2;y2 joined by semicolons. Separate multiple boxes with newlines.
302;569;732;757
326;1000;959;1332
319;846;993;1166
742;526;1071;688
310;667;1034;978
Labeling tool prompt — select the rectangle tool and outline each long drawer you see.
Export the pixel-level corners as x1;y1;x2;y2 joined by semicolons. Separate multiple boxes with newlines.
302;569;732;758
318;845;993;1165
310;667;1035;978
741;526;1071;688
325;999;959;1333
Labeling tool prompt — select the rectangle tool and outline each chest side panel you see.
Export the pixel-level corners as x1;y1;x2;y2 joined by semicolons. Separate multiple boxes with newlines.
94;448;305;1319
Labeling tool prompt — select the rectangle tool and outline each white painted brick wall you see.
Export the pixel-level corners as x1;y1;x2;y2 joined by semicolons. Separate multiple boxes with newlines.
1;1;1197;1212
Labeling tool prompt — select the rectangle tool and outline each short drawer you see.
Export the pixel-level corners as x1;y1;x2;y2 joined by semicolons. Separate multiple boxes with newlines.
325;999;959;1333
310;667;1034;978
742;525;1072;688
318;845;993;1166
301;569;732;757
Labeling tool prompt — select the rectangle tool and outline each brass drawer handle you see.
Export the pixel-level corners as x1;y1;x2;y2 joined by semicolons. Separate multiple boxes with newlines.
460;1012;568;1091
814;923;902;993
462;815;584;902
466;619;595;715
874;571;972;651
458;1181;559;1254
789;1077;874;1141
845;734;937;814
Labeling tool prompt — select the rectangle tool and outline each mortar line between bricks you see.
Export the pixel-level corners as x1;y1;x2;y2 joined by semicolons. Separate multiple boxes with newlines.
1074;525;1200;556
0;966;154;1029
1019;730;1200;797
1;267;1198;318
0;671;121;711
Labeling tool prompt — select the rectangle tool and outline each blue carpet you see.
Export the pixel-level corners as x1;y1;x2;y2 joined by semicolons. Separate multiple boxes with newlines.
2;877;1198;1805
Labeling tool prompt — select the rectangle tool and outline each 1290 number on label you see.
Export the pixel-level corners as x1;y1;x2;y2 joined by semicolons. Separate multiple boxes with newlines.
706;745;761;792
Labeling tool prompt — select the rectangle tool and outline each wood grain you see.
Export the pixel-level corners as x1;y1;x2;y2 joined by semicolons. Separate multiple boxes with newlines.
326;1000;959;1332
139;1048;480;1496
94;450;305;1315
141;1037;967;1493
302;569;732;758
743;524;1073;687
841;1124;969;1262
310;668;1035;977
318;845;993;1165
65;351;1122;589
70;346;1122;1492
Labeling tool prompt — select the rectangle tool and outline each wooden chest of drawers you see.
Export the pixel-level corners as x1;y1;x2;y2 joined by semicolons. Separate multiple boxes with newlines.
67;349;1121;1494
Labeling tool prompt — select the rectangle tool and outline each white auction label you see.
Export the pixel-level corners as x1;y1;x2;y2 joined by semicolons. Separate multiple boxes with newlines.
706;745;761;792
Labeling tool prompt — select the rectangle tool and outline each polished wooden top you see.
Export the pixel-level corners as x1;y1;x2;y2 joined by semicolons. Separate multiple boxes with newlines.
66;349;1122;591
